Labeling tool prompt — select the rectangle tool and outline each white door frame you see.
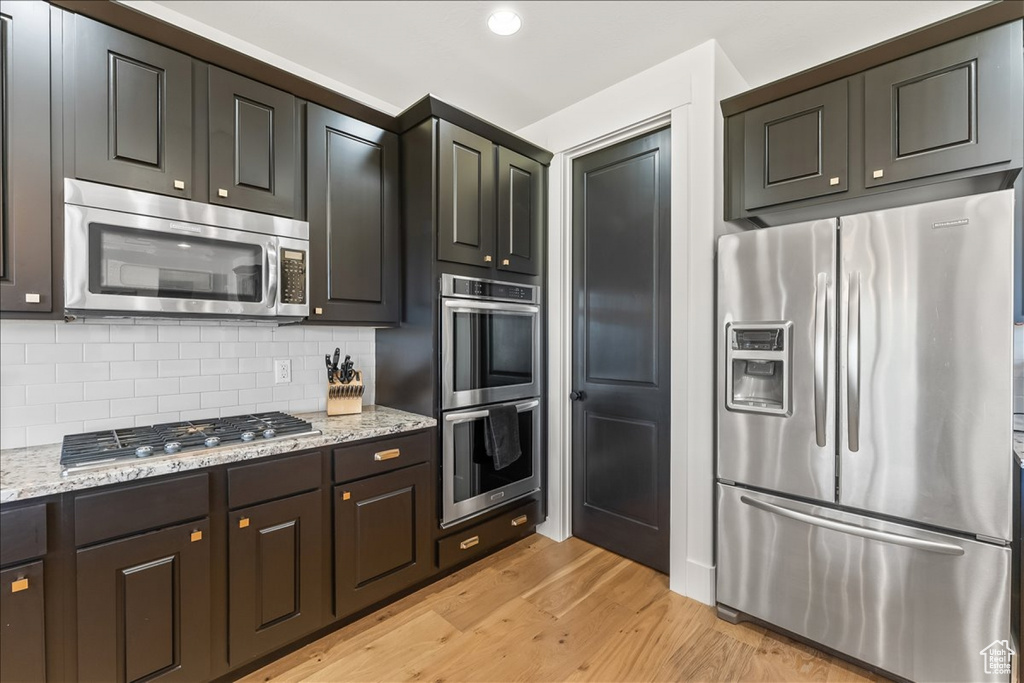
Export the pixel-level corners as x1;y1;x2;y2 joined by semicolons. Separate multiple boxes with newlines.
541;111;675;543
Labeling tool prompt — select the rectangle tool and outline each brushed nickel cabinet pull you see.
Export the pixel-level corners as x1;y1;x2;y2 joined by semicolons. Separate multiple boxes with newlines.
190;530;203;542
24;293;40;304
502;258;510;266
484;255;493;263
829;177;840;186
218;188;229;197
173;179;185;190
511;515;528;527
374;448;400;461
342;491;351;501
11;578;28;593
239;517;250;529
314;307;323;315
872;169;884;179
459;536;480;550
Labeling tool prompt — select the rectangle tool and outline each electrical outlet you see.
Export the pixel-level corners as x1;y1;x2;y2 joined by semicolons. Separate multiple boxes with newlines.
274;359;291;384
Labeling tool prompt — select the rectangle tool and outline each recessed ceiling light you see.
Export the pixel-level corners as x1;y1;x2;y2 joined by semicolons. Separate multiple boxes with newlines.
487;10;522;36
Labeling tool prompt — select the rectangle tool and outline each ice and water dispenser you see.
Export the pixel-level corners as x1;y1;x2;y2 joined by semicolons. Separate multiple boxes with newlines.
725;323;792;415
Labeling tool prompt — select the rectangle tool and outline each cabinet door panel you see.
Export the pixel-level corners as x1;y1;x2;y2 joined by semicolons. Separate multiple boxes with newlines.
335;463;432;617
208;66;296;217
0;0;52;313
864;22;1021;187
0;561;46;682
497;147;543;276
306;104;400;324
228;490;322;666
438;121;495;268
73;15;193;197
76;519;210;682
743;80;848;209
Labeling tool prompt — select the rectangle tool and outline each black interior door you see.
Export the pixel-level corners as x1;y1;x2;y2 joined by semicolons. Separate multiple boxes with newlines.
571;127;671;574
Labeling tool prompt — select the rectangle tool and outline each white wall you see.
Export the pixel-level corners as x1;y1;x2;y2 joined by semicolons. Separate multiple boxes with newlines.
0;320;375;450
517;39;747;604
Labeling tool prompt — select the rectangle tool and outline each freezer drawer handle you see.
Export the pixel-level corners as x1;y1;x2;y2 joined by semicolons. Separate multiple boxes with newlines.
847;273;861;452
739;495;965;556
813;272;829;447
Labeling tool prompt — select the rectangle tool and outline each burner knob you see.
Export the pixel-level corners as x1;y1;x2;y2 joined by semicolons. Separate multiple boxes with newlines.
135;445;154;458
204;436;221;448
241;431;255;442
164;441;182;454
262;428;277;439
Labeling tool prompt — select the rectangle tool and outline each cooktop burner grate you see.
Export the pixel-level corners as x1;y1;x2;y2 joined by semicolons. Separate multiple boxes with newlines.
61;411;317;469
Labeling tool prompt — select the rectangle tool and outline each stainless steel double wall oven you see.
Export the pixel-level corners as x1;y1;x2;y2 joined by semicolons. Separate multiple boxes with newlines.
439;275;542;527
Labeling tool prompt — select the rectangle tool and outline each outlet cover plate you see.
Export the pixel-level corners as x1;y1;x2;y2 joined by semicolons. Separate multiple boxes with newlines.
274;359;291;384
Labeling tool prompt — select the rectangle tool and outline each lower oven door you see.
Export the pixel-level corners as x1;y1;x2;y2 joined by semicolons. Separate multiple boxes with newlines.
442;399;541;527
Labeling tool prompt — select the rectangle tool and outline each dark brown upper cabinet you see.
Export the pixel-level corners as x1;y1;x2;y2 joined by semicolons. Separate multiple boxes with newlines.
72;14;193;198
496;147;543;276
228;490;323;667
863;21;1021;188
208;66;297;217
742;79;849;210
76;519;211;682
437;120;497;269
0;0;53;314
334;462;432;618
306;104;400;324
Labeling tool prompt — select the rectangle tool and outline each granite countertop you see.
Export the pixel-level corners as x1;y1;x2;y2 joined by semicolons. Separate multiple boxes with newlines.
0;405;435;503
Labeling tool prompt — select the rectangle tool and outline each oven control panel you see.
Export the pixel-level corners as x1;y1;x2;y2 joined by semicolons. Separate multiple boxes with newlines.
280;249;307;305
445;275;537;304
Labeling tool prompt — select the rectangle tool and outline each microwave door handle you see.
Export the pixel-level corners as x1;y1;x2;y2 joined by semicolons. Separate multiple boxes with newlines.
444;400;540;424
266;242;278;308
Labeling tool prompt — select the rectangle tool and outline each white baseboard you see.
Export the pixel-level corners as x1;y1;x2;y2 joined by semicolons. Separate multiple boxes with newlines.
669;559;716;605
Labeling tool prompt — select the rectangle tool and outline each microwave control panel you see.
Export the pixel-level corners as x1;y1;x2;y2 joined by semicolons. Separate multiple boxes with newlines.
280;249;307;305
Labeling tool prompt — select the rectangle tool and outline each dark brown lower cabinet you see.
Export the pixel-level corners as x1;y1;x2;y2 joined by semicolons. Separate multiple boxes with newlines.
228;490;323;666
335;463;432;617
0;561;46;682
76;519;211;683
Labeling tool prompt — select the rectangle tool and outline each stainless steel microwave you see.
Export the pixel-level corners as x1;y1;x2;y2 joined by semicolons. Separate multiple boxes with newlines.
63;179;310;322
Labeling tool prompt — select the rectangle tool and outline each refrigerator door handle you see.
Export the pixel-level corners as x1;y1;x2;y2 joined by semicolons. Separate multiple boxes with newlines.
813;273;829;447
739;495;965;556
848;273;861;452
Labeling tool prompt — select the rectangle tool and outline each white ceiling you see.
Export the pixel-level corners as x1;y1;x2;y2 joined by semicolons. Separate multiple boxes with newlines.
147;0;986;132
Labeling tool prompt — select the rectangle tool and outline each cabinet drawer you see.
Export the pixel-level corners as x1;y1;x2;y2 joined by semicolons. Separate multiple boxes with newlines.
0;503;47;566
228;451;322;509
0;561;46;682
333;431;432;483
437;499;541;571
75;473;209;546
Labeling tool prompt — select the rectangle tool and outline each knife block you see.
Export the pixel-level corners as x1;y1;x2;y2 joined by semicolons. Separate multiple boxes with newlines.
326;371;364;416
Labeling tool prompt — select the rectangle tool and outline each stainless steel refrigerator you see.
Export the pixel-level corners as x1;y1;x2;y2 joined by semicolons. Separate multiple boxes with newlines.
716;190;1016;682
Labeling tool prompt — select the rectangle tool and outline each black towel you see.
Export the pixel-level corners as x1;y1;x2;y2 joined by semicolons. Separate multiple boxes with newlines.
484;404;521;471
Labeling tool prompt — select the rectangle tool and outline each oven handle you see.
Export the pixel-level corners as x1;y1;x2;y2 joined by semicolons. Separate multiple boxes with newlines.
442;299;539;314
444;400;540;424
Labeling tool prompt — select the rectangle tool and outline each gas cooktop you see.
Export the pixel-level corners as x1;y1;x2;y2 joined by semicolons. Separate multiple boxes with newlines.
60;412;320;474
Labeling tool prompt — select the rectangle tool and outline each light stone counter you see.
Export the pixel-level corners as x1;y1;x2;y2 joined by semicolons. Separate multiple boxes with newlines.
0;405;435;503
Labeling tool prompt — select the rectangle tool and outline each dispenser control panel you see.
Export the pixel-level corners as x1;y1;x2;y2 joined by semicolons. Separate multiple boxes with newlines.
726;322;792;416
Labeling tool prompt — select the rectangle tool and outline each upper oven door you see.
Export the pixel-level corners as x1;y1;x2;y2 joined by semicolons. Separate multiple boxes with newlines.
65;204;284;318
441;298;541;410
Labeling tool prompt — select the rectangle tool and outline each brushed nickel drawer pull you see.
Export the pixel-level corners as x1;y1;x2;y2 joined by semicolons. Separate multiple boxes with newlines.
459;536;480;550
511;515;528;527
11;578;29;593
374;448;401;461
239;517;250;529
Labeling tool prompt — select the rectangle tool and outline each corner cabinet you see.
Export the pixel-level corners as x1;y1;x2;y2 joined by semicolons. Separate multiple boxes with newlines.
306;104;401;324
0;0;53;314
71;14;194;198
76;520;211;682
208;66;298;217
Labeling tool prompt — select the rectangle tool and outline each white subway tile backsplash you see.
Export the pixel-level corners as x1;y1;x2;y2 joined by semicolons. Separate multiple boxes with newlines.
83;379;136;401
0;321;376;449
27;382;84;405
56;400;110;423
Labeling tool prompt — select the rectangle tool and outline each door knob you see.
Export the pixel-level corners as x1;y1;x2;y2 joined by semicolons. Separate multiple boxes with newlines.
569;391;585;401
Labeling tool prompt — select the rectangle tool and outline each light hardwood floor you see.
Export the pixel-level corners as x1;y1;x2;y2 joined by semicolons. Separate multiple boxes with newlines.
243;535;887;682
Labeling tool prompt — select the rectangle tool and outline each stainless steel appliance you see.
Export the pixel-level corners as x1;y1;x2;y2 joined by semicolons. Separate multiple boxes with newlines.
441;398;541;527
60;411;321;475
440;274;540;410
716;191;1015;682
64;179;310;322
